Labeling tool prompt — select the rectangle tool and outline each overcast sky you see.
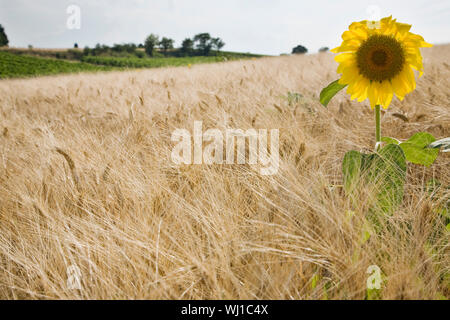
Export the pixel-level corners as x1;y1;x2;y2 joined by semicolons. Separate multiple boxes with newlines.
0;0;449;55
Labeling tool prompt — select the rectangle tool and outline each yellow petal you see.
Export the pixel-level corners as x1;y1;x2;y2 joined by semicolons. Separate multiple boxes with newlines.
406;53;424;76
332;40;361;53
380;81;394;109
334;52;355;63
403;67;416;91
339;66;360;85
336;56;357;73
392;71;410;100
342;29;367;42
368;82;381;109
380;15;393;24
404;33;433;48
331;46;340;53
396;22;412;34
356;86;369;102
348;75;369;102
380;16;397;35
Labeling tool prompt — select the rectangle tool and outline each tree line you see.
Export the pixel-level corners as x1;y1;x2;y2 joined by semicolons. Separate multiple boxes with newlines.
144;33;225;57
81;33;226;58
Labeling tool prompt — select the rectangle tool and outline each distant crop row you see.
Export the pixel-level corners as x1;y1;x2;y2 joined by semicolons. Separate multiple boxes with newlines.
81;55;235;68
0;51;257;79
0;51;113;79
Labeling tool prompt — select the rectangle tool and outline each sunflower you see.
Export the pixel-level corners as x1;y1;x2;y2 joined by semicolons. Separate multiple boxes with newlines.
332;16;432;109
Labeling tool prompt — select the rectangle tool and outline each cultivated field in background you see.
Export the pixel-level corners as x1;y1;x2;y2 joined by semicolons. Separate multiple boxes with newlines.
0;45;448;299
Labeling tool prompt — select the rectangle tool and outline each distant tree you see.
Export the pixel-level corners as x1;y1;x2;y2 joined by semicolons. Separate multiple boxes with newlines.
181;38;194;56
144;34;159;56
92;43;106;55
159;37;174;54
74;43;79;49
128;43;137;53
193;33;213;55
292;45;308;54
28;44;33;50
211;37;225;53
319;46;329;53
83;46;91;55
112;43;137;54
111;43;121;52
138;43;144;48
94;43;102;55
0;24;9;47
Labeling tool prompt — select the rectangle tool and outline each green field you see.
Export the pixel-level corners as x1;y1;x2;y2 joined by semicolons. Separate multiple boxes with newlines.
0;49;261;79
0;51;113;79
81;55;246;68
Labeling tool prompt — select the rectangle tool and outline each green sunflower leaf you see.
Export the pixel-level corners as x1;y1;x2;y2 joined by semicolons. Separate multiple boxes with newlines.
400;143;439;166
381;137;400;145
399;132;438;167
342;145;406;218
342;150;362;194
319;79;347;107
374;144;407;213
404;132;436;148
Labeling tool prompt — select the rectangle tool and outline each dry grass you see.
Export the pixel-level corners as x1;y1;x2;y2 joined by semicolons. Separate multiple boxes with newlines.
0;45;449;300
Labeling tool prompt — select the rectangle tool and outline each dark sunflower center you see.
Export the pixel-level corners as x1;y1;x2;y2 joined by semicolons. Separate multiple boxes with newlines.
356;35;405;82
372;50;388;66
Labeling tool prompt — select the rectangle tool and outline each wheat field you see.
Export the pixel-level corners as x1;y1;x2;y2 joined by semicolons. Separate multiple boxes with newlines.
0;44;448;299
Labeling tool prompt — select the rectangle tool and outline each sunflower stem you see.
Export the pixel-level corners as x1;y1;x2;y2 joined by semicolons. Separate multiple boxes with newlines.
375;105;381;151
